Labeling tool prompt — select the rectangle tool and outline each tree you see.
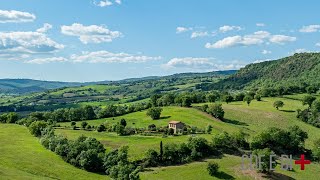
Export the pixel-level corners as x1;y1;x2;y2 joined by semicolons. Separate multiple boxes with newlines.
252;148;275;173
223;95;233;104
159;141;163;162
81;121;88;129
206;103;224;120
182;96;192;107
115;123;125;135
71;121;76;126
207;162;219;176
235;93;245;101
97;124;106;132
206;125;213;134
302;95;316;108
28;121;49;137
243;95;253;106
120;118;127;127
146;107;163;120
82;105;96;120
6;112;19;123
312;139;320;162
273;101;284;110
254;94;262;101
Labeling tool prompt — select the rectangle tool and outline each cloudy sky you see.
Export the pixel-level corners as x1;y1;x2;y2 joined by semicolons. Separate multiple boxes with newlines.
0;0;319;82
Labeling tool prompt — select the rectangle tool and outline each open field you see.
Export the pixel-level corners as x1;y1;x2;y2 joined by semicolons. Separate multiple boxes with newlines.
0;124;107;180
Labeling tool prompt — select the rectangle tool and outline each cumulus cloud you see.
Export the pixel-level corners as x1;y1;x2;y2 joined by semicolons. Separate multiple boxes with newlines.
176;26;192;34
269;35;296;44
70;51;161;63
262;50;271;54
299;25;320;33
316;43;320;47
0;10;36;23
289;48;310;55
219;25;242;33
205;31;296;49
93;0;122;7
256;23;265;27
162;57;245;70
36;23;53;33
191;31;213;38
61;23;122;44
0;31;64;54
26;57;67;64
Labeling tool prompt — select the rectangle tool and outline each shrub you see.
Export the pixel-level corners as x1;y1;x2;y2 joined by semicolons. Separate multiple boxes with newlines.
273;101;284;110
206;103;224;120
207;162;219;176
81;121;88;129
146;107;163;120
28;121;49;137
97;124;106;132
252;148;275;173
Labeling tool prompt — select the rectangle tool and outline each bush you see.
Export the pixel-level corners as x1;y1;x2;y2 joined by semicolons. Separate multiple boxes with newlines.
252;148;275;173
206;103;224;120
273;101;284;110
97;124;106;132
207;162;219;176
81;121;88;129
146;107;163;120
28;121;49;137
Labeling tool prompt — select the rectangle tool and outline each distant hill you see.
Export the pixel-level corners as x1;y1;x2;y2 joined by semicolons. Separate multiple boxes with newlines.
0;70;237;94
200;53;320;90
0;79;87;94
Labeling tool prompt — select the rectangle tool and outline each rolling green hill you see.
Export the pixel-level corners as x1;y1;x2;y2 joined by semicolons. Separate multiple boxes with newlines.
201;53;320;90
0;124;107;179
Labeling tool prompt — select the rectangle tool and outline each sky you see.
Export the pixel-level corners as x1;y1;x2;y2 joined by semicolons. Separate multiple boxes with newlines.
0;0;320;82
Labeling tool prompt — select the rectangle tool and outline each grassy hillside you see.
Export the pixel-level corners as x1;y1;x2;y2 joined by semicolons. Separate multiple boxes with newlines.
0;124;107;180
202;53;320;90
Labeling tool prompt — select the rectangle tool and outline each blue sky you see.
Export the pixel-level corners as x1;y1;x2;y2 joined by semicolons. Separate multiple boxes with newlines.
0;0;320;82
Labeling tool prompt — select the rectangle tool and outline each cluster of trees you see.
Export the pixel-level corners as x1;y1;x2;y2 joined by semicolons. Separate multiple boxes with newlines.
28;121;140;179
0;112;19;123
143;131;249;167
297;95;320;127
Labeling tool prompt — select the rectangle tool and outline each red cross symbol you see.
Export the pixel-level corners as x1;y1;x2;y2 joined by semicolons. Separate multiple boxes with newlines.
294;154;311;170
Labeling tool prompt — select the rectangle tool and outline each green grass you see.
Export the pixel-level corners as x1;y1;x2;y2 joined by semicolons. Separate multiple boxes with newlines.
219;96;320;148
59;106;241;132
0;124;107;180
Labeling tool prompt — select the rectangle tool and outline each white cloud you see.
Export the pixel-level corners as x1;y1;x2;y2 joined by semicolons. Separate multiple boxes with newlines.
0;31;64;54
316;43;320;47
190;31;211;38
252;59;272;64
205;31;296;49
61;23;122;44
262;50;271;54
256;23;265;27
115;0;121;4
269;35;296;44
70;51;161;63
0;10;36;23
26;57;67;64
299;25;320;33
94;0;113;7
176;26;192;34
289;48;309;55
36;23;53;33
163;57;245;70
219;25;242;33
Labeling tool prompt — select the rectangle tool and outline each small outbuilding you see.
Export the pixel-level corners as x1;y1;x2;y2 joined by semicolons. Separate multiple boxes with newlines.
168;121;185;134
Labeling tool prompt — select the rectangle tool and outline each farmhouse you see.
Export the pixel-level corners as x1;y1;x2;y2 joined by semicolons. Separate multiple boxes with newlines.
168;121;185;134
